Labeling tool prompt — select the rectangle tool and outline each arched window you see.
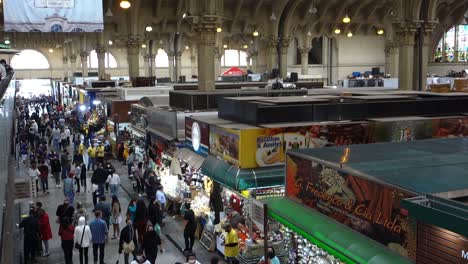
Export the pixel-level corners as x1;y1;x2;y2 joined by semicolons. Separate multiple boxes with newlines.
155;49;169;68
11;49;50;69
434;25;468;62
86;50;118;68
221;49;248;67
51;24;63;32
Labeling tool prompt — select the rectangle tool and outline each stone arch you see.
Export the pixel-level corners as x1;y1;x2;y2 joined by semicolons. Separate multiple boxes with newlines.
11;49;50;69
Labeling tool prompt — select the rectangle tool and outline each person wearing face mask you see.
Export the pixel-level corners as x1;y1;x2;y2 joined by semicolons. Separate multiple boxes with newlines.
119;219;137;264
185;252;201;264
142;225;163;264
258;246;280;264
130;251;151;264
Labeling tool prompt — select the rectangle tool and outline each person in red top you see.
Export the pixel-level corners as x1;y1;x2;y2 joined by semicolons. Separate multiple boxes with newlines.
59;216;75;264
38;160;49;194
36;202;52;257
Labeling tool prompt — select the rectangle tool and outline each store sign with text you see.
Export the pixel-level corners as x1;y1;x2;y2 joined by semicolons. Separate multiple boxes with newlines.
285;154;416;261
209;126;240;166
185;117;210;156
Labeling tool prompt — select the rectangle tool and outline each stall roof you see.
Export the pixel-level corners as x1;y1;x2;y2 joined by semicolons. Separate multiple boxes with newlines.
174;148;205;170
139;96;169;107
201;155;284;191
265;198;412;264
289;138;468;196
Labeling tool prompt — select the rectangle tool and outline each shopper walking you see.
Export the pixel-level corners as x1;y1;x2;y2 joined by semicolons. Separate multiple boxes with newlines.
72;202;89;227
36;202;52;257
87;144;96;171
185;253;202;264
74;216;92;264
51;126;61;152
148;199;161;228
142;225;162;264
19;209;40;264
111;195;122;240
95;196;111;229
127;199;137;223
28;161;40;194
156;186;166;222
183;203;197;252
119;219;137;264
80;161;87;192
96;141;105;164
56;199;75;226
134;199;147;244
130;251;151;264
74;162;82;193
61;151;71;179
107;171;121;197
90;211;108;264
58;216;75;264
64;172;76;206
92;163;107;198
38;160;50;194
222;223;240;264
50;154;62;187
258;246;280;264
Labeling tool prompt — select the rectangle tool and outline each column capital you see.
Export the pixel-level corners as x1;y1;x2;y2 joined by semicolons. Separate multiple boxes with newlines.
299;47;310;55
69;55;77;63
263;36;279;48
62;56;68;62
248;50;258;57
189;15;223;33
279;38;291;49
95;45;107;54
385;40;399;57
79;51;88;59
175;51;182;57
167;51;176;57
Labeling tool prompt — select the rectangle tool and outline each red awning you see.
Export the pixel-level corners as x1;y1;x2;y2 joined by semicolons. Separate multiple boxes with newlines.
222;67;246;76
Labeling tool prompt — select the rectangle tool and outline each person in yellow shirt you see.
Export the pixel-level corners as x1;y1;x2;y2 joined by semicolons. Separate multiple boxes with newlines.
87;144;96;171
222;223;240;264
96;142;105;164
78;141;85;156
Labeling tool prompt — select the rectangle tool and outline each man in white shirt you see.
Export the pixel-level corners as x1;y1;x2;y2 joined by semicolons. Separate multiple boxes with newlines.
64;126;71;147
28;162;40;194
51;127;61;152
107;172;120;196
156;185;166;222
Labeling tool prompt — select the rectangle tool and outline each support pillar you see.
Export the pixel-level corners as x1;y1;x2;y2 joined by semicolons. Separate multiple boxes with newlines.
143;55;150;77
167;51;175;82
214;47;222;79
421;22;436;90
175;51;182;82
63;56;69;79
69;55;77;77
80;51;89;77
279;38;290;78
299;48;310;75
190;55;197;76
454;25;459;62
127;39;140;80
395;22;419;90
385;41;399;77
196;29;217;91
250;51;258;73
265;37;278;71
95;46;107;80
148;55;155;77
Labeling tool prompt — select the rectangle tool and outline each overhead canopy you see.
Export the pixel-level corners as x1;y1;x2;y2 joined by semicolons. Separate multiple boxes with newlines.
222;67;246;76
173;148;205;170
265;198;412;264
201;155;284;191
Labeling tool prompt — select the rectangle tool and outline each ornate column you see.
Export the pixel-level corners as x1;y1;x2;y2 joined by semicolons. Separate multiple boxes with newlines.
299;47;310;75
80;51;89;77
279;38;290;78
167;51;175;82
143;54;150;77
454;25;459;62
175;51;182;81
127;37;141;80
63;56;69;79
384;41;399;78
147;55;155;77
69;54;77;77
249;51;258;73
421;22;437;90
264;37;279;71
190;55;197;76
214;47;223;78
95;46;107;80
395;21;420;90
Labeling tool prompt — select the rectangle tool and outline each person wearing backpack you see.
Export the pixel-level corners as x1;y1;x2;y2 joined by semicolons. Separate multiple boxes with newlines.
74;216;92;264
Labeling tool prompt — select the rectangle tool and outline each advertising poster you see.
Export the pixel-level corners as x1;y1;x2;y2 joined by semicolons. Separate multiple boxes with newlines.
432;117;468;138
240;122;370;169
209;126;240;166
185;118;210;156
369;119;433;143
4;0;104;32
285;155;417;260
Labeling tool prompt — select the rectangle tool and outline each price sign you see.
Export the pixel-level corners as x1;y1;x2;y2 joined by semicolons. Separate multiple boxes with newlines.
250;198;265;231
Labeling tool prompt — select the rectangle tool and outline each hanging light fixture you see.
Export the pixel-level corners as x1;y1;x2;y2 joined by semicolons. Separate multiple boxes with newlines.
108;40;113;45
48;48;54;53
347;32;353;38
270;12;277;21
334;28;341;34
145;25;153;32
243;45;248;49
141;44;147;48
105;8;114;17
4;39;10;45
185;46;189;50
253;30;259;37
223;44;228;49
342;14;351;24
120;0;131;9
216;27;223;33
377;29;384;35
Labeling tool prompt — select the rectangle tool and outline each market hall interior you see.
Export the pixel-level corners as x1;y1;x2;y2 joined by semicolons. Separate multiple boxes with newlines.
1;0;468;264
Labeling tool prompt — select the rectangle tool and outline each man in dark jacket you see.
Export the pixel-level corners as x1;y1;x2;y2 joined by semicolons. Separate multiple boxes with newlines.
148;199;161;227
19;210;40;264
56;199;75;225
91;163;107;197
183;203;197;252
94;196;111;229
60;151;71;180
142;225;162;264
119;219;138;264
50;154;61;188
